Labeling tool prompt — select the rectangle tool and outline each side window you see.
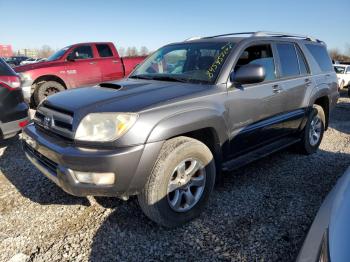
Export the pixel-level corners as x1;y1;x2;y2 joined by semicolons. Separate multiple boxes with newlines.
96;44;113;58
234;44;276;81
296;46;309;75
71;46;93;60
276;43;300;77
347;67;350;74
305;44;333;72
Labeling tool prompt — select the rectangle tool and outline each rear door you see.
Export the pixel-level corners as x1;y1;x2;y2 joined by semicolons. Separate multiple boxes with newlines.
273;42;311;133
227;43;286;157
64;45;101;88
95;43;124;81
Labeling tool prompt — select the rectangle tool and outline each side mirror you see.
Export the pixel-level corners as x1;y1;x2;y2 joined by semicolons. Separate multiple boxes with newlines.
230;64;266;85
67;53;76;62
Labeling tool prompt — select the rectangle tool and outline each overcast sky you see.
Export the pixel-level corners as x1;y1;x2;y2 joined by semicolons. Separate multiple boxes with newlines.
1;0;349;52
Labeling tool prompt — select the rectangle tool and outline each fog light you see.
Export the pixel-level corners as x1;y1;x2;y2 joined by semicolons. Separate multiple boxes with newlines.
71;170;115;185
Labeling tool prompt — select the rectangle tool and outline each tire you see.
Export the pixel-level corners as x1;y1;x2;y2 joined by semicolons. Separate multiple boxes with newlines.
297;105;325;155
33;81;65;105
138;136;216;227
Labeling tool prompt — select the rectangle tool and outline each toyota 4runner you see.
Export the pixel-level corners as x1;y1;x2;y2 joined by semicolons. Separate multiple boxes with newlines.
22;32;339;227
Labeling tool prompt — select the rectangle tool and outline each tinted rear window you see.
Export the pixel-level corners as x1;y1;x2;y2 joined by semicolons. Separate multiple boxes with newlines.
0;58;15;76
276;43;300;77
96;44;113;57
305;44;333;72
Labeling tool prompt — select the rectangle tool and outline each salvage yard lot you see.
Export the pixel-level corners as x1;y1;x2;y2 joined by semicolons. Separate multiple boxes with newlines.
1;93;350;262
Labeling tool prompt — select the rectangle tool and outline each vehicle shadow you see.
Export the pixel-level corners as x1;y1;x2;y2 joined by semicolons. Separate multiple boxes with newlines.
0;136;89;206
89;148;350;262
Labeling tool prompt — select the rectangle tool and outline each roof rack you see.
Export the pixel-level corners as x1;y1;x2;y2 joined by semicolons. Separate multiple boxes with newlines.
186;31;323;43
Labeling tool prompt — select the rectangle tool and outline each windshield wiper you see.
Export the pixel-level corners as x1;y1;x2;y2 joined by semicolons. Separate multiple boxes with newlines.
129;75;153;80
147;75;188;83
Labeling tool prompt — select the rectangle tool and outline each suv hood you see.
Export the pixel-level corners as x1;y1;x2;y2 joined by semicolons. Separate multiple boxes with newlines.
43;79;214;115
14;61;60;73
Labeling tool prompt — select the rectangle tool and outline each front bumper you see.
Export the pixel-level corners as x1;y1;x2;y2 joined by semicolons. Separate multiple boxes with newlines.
22;123;163;197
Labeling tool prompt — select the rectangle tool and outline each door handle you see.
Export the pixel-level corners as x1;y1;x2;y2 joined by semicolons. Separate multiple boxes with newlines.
112;60;119;63
89;62;96;65
305;78;312;87
272;84;282;94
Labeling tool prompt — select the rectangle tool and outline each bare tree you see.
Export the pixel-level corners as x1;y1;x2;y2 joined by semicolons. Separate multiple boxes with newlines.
139;46;149;56
329;48;350;62
37;45;54;58
126;46;138;57
118;47;125;57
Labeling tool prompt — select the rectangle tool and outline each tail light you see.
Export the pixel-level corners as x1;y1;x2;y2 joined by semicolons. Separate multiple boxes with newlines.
0;76;21;90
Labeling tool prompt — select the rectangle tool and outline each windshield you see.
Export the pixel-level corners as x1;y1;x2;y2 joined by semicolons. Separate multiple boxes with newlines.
334;66;345;74
47;46;70;61
130;42;234;84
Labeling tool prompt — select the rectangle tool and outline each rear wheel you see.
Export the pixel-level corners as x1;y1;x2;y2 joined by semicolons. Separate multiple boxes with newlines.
138;136;216;227
33;81;65;105
297;105;325;155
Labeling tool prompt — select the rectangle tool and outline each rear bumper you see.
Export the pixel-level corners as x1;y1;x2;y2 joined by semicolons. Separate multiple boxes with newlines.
22;85;32;103
22;123;163;197
0;116;29;139
0;101;29;139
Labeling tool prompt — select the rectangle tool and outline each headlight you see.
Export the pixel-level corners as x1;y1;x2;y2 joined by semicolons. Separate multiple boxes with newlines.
75;113;138;142
19;73;32;82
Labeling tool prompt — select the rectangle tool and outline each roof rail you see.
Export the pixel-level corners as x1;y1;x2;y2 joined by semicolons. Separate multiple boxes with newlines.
186;31;323;43
252;31;321;42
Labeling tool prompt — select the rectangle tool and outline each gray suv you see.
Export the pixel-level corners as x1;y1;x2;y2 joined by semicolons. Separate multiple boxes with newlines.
22;32;339;227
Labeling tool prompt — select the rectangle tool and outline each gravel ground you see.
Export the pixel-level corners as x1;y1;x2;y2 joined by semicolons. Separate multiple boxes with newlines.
1;93;350;262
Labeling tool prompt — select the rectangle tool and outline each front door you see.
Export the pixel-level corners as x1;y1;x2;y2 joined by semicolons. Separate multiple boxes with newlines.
226;43;285;157
65;45;101;88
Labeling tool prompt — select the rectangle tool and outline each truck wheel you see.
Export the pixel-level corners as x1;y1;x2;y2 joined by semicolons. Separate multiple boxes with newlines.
138;136;216;227
297;105;325;155
34;81;65;105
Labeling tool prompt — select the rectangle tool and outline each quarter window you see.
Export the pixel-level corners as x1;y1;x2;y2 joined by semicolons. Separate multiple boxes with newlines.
346;67;350;73
71;46;93;59
276;43;300;77
296;46;309;75
234;44;276;81
305;44;333;72
96;44;113;57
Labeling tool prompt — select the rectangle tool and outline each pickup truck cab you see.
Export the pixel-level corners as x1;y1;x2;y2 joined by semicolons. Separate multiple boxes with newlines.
15;42;146;105
23;32;339;227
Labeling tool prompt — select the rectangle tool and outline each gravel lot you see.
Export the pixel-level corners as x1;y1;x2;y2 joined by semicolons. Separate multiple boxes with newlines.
1;93;350;262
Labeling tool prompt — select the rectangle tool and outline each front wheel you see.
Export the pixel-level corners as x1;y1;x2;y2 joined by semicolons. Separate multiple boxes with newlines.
137;136;216;227
33;81;65;105
297;105;325;155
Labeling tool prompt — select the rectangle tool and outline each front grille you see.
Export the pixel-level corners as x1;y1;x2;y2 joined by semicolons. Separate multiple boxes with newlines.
34;104;74;139
23;142;58;175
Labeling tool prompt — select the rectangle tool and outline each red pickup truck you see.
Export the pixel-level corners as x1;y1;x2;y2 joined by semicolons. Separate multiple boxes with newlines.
15;42;146;105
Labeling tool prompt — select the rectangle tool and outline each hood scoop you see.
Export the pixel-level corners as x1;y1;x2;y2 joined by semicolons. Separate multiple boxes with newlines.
99;83;123;90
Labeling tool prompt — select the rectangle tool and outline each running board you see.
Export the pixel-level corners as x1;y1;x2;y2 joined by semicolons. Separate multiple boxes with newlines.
222;137;301;172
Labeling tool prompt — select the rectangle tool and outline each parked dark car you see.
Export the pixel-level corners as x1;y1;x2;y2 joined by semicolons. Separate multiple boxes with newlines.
0;58;29;139
6;56;29;67
297;167;350;262
22;32;339;227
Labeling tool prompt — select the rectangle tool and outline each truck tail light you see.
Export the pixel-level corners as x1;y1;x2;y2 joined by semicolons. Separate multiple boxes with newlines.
0;76;21;90
19;119;29;128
